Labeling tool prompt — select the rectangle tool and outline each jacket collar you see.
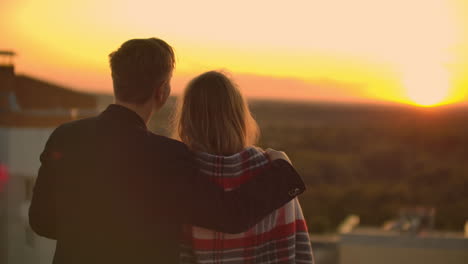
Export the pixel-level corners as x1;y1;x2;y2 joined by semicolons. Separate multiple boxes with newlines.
101;104;147;130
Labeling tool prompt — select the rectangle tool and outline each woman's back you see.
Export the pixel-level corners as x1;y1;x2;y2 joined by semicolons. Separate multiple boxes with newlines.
180;147;314;264
175;71;314;263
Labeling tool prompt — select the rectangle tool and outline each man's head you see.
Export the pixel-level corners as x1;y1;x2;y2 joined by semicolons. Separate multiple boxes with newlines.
109;38;175;110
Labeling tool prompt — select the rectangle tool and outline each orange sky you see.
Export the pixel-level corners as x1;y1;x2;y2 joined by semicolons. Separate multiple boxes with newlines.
1;0;467;106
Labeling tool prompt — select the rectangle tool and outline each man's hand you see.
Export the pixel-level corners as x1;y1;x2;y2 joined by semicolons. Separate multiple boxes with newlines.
265;148;292;165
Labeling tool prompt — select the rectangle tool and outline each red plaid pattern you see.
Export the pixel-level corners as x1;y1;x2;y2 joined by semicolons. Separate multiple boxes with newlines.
180;147;314;264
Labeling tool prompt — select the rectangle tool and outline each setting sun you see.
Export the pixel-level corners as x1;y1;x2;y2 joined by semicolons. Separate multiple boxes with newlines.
404;65;452;107
407;91;449;107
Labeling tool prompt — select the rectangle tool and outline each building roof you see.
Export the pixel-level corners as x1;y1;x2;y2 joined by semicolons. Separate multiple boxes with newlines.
0;67;98;127
14;75;96;110
0;51;16;56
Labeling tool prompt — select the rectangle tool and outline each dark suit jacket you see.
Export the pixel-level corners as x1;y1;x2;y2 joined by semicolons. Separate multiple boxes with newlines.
29;104;305;264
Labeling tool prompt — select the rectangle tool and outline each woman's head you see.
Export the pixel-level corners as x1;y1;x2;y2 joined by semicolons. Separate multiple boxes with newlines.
174;71;259;155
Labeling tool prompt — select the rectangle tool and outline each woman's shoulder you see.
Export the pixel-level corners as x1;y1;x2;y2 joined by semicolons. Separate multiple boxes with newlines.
195;146;267;161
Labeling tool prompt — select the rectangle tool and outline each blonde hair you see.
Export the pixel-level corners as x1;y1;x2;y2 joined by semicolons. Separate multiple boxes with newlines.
173;71;259;155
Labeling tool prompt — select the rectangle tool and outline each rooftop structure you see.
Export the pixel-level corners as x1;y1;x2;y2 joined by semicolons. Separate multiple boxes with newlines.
310;213;468;264
0;50;16;66
340;227;468;264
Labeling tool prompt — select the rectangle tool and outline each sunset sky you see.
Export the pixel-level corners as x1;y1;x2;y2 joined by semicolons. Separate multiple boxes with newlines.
1;0;467;106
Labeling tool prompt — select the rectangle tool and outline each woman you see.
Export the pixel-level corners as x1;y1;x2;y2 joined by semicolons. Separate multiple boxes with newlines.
174;71;314;264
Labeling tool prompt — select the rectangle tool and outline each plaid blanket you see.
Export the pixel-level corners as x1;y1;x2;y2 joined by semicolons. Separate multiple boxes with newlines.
180;147;314;264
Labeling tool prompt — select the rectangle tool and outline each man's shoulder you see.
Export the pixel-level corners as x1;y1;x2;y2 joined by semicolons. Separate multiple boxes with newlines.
146;133;191;157
52;116;98;138
42;117;99;156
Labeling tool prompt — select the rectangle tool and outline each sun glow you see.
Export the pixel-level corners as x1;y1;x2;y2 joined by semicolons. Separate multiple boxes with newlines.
404;65;452;107
407;90;449;107
0;0;466;104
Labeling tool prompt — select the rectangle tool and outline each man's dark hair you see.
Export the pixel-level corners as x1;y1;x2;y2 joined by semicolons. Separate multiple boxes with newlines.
109;38;175;104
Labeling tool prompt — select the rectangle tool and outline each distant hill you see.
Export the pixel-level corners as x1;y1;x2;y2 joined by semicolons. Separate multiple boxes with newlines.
92;93;468;233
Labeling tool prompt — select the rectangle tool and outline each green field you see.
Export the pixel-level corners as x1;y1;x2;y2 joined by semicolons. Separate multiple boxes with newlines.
146;97;468;233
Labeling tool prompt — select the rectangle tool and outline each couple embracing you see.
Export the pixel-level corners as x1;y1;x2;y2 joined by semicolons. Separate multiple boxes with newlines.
29;38;314;264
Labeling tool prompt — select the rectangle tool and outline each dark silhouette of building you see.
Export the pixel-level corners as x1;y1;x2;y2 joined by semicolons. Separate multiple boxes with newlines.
0;51;97;127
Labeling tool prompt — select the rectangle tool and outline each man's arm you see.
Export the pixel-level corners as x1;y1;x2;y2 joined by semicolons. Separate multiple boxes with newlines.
29;127;63;239
175;147;305;234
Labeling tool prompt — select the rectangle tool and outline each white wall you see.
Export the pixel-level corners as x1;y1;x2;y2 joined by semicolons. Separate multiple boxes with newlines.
0;128;53;176
0;127;56;264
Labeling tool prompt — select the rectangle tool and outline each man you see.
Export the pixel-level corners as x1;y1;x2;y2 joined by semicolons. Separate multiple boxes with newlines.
29;38;305;264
